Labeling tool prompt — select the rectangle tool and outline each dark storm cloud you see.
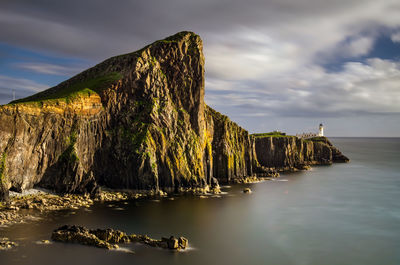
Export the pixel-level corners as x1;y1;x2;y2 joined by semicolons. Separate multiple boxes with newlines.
0;0;386;59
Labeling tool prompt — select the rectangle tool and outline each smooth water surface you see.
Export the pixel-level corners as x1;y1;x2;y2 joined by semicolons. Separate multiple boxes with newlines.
1;137;399;265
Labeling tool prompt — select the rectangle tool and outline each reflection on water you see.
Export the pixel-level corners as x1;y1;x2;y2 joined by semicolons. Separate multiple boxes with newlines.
1;138;400;265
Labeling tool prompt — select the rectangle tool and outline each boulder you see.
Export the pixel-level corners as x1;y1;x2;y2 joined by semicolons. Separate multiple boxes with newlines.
0;238;18;250
243;188;252;194
178;237;188;249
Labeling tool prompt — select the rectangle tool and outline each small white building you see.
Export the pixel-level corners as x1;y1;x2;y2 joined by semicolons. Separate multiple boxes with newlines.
296;123;324;139
318;123;324;136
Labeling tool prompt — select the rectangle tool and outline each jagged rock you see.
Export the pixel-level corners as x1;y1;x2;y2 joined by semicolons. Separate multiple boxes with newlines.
52;225;189;251
51;225;118;249
0;237;18;250
162;236;179;249
178;237;188;249
254;136;349;171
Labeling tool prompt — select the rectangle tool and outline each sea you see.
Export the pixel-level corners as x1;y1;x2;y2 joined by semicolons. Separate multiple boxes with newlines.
0;137;399;265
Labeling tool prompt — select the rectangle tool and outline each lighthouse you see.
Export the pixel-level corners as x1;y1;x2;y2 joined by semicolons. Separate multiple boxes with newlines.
318;123;324;136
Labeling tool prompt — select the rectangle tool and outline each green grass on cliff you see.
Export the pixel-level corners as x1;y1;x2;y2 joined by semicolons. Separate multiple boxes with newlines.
252;131;294;138
9;72;122;105
58;132;79;164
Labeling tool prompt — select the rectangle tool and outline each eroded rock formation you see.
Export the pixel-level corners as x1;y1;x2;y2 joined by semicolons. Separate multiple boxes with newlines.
254;136;349;171
0;32;264;200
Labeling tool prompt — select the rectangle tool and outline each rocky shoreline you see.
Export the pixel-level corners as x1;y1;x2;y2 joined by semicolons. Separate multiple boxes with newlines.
0;173;279;228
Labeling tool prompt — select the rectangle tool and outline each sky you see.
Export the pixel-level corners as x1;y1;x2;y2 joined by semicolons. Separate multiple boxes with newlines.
1;0;400;137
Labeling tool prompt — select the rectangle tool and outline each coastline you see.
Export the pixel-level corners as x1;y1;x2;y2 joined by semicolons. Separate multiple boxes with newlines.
0;173;283;229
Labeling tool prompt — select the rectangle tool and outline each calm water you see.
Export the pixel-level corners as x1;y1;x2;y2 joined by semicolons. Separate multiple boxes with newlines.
1;137;400;265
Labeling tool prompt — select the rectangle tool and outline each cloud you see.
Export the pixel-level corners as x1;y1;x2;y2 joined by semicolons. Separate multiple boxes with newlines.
206;58;400;118
0;75;48;104
340;36;375;57
391;32;400;43
14;62;84;76
1;0;400;134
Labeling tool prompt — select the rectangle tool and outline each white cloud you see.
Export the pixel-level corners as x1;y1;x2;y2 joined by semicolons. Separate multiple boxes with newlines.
206;58;400;117
14;62;84;76
0;75;48;104
340;36;375;57
391;32;400;43
0;75;48;93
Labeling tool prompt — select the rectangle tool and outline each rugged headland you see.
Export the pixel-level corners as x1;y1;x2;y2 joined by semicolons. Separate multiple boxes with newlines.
254;134;349;172
0;31;348;203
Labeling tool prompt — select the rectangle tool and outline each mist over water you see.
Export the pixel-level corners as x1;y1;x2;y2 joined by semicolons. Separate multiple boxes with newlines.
1;138;399;265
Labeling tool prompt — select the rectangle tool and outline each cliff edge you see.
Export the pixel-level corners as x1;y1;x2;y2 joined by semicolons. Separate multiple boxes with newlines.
254;135;349;171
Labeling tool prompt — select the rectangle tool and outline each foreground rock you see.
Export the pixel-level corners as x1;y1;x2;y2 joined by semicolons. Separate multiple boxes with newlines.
243;188;252;194
0;237;18;250
52;225;188;250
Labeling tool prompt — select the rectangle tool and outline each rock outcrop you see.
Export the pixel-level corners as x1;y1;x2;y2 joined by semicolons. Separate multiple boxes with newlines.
51;225;188;250
0;237;18;250
0;31;264;201
254;136;349;171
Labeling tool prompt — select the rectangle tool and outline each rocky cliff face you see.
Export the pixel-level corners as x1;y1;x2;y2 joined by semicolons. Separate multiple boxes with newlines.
0;32;261;201
254;136;349;171
0;32;349;202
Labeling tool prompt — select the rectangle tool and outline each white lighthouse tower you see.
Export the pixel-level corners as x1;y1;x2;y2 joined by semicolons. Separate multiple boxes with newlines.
318;123;324;136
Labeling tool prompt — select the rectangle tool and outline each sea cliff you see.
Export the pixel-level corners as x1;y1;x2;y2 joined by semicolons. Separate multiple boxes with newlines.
0;32;266;201
0;32;348;202
254;135;349;171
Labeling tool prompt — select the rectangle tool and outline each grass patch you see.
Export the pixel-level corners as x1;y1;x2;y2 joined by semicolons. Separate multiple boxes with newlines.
58;132;79;164
10;72;122;105
252;131;293;138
